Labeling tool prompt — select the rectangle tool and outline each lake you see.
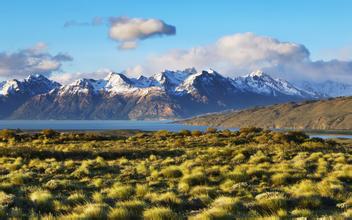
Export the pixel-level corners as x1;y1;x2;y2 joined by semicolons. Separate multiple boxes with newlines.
0;120;351;139
0;120;208;132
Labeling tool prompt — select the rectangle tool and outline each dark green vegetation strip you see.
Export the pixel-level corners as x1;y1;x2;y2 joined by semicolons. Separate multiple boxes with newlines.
0;147;184;160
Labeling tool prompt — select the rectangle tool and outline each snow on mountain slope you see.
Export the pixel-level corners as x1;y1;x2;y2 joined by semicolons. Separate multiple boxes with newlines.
59;78;105;95
104;72;139;94
0;80;21;96
175;69;233;95
152;68;196;90
58;72;165;96
232;70;316;97
297;80;352;97
0;74;60;96
1;70;320;100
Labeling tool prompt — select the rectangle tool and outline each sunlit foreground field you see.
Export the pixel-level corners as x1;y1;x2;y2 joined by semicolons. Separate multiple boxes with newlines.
0;128;351;219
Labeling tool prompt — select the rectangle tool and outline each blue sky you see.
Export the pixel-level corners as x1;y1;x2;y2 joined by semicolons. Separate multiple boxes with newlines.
1;0;352;82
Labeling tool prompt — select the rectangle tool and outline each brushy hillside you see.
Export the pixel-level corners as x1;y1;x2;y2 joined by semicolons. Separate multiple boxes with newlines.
0;128;352;219
182;96;352;130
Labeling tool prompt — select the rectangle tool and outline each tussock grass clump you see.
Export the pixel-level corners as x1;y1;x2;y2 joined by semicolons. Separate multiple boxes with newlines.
0;191;14;207
291;208;312;217
190;185;217;198
107;184;134;200
72;160;91;177
30;190;54;210
271;173;291;186
190;207;233;220
288;180;322;209
190;196;244;219
180;171;206;187
108;207;130;219
67;191;87;204
147;192;182;207
136;184;150;198
255;192;288;212
68;203;109;219
211;196;244;213
143;206;179;220
109;199;145;219
227;168;249;182
161;166;183;178
343;209;352;218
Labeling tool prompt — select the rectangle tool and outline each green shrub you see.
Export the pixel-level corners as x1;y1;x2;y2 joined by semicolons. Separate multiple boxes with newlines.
191;130;202;137
179;129;191;136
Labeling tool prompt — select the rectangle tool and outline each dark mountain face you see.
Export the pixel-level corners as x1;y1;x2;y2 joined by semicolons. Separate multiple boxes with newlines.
0;75;60;118
1;69;320;120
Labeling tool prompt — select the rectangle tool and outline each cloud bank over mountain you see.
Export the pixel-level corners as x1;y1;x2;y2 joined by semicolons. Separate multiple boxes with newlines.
0;43;72;79
131;32;352;82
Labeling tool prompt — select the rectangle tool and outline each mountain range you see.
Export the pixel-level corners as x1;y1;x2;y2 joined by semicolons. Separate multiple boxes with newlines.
0;68;350;120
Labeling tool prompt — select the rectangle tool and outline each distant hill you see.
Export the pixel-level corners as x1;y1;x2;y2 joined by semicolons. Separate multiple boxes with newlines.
181;96;352;130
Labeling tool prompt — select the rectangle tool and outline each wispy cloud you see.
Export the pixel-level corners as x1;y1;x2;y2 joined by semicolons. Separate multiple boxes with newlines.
50;68;112;85
64;17;104;27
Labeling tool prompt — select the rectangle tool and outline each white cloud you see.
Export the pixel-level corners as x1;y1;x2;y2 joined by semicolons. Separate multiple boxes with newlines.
50;68;112;85
109;17;176;50
134;32;352;82
123;65;144;78
0;43;73;79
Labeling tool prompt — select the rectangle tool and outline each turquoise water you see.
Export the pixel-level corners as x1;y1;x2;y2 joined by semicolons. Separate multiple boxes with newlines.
309;134;352;139
0;120;208;132
0;120;351;139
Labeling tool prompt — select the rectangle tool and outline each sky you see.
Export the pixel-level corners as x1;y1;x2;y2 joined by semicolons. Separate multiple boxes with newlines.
0;0;352;84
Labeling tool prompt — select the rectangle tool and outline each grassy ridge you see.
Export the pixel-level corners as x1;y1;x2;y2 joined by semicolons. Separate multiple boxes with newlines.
181;96;352;130
0;128;351;219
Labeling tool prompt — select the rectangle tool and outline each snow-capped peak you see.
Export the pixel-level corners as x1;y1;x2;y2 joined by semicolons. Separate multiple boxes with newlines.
0;74;60;96
59;78;100;95
246;70;266;78
105;72;132;85
175;68;230;95
25;74;46;81
233;70;312;97
152;69;194;89
205;68;215;74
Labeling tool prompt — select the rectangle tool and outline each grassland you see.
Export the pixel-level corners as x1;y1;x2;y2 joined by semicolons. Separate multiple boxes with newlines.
181;96;352;130
0;128;351;219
